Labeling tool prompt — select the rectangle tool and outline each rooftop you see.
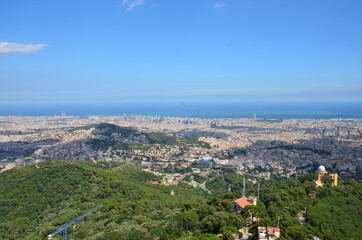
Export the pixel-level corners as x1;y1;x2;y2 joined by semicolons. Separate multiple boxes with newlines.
233;197;254;208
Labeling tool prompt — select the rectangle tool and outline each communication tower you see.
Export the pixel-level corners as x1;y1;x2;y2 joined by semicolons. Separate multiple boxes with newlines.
242;177;246;197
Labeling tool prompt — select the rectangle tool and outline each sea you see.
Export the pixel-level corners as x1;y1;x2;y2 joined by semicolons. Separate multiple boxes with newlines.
0;102;361;119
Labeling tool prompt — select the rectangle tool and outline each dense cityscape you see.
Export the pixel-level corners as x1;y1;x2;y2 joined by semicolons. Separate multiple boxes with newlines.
0;115;361;239
1;115;361;181
2;0;362;238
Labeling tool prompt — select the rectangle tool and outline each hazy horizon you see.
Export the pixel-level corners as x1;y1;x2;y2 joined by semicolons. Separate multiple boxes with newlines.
1;0;362;104
1;101;361;119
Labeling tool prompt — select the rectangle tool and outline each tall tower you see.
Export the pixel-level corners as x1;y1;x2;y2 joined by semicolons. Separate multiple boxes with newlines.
242;177;246;197
330;173;338;186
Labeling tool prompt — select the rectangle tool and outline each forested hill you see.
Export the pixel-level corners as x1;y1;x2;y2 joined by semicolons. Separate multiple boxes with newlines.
0;161;361;240
0;161;208;239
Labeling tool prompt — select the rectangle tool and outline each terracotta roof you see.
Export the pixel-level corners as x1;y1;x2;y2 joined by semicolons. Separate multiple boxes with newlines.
267;227;274;235
233;197;253;208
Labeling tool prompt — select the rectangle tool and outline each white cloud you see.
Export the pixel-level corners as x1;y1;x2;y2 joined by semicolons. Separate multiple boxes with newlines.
214;2;225;8
0;42;47;54
122;0;144;11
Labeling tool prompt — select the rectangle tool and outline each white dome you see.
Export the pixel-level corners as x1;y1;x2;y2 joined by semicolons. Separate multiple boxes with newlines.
317;165;326;171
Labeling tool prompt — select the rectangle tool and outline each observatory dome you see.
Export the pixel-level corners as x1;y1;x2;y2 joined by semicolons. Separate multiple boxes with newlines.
317;165;326;172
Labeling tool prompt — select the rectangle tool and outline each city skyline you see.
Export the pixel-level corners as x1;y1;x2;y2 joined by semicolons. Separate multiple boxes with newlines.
1;0;362;103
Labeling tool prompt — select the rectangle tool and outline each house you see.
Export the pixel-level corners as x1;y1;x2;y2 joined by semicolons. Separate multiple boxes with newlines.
214;158;229;165
197;157;213;168
257;227;280;240
232;196;257;212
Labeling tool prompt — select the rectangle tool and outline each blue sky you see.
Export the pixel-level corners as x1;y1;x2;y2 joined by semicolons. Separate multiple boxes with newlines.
0;0;361;103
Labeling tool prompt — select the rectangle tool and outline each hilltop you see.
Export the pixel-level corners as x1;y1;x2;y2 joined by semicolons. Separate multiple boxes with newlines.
0;160;241;240
29;122;210;161
0;160;361;239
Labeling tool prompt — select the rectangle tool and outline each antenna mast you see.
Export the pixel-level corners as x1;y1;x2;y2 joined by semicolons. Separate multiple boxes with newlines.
242;176;246;197
277;216;280;228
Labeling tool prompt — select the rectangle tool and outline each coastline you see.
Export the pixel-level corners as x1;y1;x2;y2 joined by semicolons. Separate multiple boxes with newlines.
1;101;362;119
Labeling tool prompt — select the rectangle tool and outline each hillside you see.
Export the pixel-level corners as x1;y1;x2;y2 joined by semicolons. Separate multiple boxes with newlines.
260;176;362;240
0;161;361;240
0;161;246;240
193;172;362;239
0;161;209;239
73;123;211;148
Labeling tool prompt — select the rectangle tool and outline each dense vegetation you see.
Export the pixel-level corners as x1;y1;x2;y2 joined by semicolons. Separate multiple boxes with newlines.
0;161;241;240
184;173;207;184
88;139;130;151
204;172;362;240
145;132;178;145
306;184;362;239
69;123;138;137
249;175;361;240
0;160;361;240
72;123;211;150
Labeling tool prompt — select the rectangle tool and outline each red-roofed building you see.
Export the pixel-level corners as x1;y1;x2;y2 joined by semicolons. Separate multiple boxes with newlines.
232;196;257;212
274;228;280;238
257;227;280;240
